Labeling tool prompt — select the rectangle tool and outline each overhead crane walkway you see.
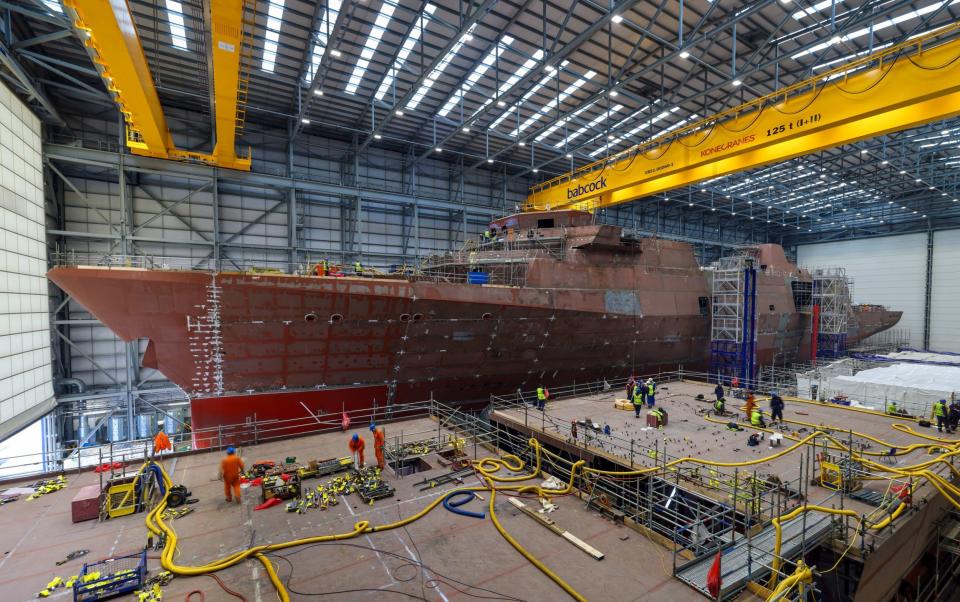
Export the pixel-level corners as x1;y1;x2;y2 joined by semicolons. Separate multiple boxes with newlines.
676;511;835;600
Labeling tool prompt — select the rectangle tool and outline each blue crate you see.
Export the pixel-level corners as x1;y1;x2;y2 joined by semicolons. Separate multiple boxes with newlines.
74;549;146;601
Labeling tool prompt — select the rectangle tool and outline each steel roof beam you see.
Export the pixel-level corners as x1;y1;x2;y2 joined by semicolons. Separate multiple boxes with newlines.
291;0;359;140
353;0;498;156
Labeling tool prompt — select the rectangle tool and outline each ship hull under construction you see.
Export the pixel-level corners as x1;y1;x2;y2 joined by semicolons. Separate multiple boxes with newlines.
47;213;901;443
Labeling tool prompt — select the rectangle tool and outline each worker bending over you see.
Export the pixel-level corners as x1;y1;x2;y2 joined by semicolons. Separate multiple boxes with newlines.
713;397;727;416
349;433;366;468
220;447;245;505
770;392;785;424
153;427;171;455
370;423;385;470
934;399;949;433
949;402;960;433
750;407;767;428
649;406;667;429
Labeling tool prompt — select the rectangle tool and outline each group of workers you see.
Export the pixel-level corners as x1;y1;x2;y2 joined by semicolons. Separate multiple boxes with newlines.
627;377;657;418
214;423;389;507
713;384;786;431
311;259;368;277
348;424;386;470
932;399;960;433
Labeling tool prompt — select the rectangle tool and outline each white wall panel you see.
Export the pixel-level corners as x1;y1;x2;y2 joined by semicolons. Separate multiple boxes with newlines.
797;233;926;347
930;230;960;352
0;81;54;431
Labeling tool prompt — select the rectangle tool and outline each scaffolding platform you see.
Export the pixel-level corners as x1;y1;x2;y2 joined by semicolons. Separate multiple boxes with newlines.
675;511;835;600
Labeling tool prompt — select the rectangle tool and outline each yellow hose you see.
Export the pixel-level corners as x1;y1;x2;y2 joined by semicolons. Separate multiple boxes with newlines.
766;560;812;601
891;423;960;443
139;420;958;600
485;476;587;602
255;553;290;602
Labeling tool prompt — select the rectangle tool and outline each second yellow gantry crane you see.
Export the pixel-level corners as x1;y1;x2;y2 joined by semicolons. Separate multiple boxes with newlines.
526;24;960;213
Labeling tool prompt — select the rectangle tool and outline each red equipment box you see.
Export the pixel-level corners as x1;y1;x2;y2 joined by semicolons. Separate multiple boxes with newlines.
71;484;101;523
646;412;668;428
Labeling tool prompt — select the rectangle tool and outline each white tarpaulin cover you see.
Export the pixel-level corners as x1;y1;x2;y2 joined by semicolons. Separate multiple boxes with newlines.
823;363;960;417
883;351;960;365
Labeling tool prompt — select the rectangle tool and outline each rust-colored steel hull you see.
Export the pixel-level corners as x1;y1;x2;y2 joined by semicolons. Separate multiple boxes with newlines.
47;239;901;435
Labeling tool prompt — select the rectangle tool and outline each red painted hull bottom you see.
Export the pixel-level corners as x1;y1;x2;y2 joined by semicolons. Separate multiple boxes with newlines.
188;363;689;449
190;386;389;449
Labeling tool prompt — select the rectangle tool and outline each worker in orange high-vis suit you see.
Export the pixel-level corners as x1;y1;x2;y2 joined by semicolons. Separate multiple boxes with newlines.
370;424;385;470
153;428;171;454
220;447;245;504
349;433;365;468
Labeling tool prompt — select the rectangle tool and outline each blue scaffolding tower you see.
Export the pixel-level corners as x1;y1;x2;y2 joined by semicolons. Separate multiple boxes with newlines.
709;253;758;387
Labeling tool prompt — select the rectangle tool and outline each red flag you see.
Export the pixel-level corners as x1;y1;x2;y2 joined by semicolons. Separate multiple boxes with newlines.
706;551;722;599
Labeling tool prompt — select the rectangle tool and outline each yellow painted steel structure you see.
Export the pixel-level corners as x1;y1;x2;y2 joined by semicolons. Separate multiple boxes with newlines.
209;0;252;171
63;0;251;170
526;24;960;212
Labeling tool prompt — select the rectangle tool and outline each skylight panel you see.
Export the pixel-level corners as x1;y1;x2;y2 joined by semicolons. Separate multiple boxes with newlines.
558;104;624;147
470;50;544;117
375;4;436;101
306;0;343;81
43;0;62;13
588;103;671;157
345;1;398;95
261;0;286;73
792;0;844;21
407;23;477;110
437;36;514;118
535;101;596;143
488;59;566;131
792;1;959;60
510;70;596;137
164;0;188;51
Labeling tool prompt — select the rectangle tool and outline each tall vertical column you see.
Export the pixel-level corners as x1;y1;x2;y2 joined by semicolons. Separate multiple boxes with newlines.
923;228;934;350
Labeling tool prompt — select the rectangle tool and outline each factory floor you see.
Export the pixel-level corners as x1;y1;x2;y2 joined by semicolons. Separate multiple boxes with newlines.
0;415;699;601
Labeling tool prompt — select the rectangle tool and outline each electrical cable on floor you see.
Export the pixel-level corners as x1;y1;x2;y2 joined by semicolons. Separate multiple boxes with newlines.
266;541;526;601
139;424;960;601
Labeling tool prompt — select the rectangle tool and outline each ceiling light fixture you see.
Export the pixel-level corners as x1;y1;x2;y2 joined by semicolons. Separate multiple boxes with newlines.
679;50;690;59
612;14;623;23
300;118;310;124
732;79;742;86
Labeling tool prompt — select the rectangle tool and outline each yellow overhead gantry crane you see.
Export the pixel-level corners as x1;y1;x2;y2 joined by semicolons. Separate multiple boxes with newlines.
526;24;960;213
63;0;252;171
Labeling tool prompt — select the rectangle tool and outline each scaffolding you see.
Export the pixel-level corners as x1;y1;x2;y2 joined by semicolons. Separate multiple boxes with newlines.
813;268;853;359
710;249;759;387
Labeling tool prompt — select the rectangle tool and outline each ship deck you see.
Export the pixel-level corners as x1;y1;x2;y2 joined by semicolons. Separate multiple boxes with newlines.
0;415;696;601
489;380;957;578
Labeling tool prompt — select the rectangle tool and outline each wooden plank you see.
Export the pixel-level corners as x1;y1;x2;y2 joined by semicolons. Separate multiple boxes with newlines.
507;497;604;560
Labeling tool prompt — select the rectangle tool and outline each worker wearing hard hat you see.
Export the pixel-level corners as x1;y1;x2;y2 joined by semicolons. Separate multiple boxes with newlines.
370;424;385;470
220;447;245;505
349;433;366;469
644;379;656;408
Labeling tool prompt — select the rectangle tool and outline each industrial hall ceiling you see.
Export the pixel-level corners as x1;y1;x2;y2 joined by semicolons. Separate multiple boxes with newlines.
2;0;960;242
